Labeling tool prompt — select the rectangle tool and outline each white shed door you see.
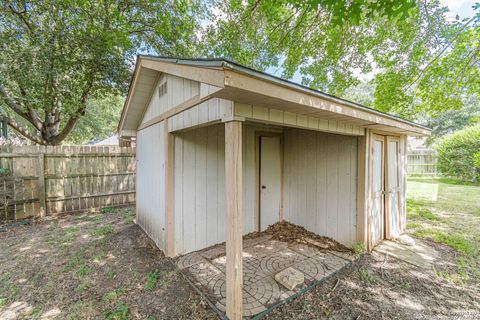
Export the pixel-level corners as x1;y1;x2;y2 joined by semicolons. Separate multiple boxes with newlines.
386;137;401;238
260;136;282;231
371;136;385;246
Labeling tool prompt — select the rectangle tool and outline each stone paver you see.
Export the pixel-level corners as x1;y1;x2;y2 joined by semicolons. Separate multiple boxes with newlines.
175;236;353;318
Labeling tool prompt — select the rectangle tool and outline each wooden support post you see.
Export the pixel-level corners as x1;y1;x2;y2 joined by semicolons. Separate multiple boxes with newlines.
225;120;243;320
356;129;370;249
165;123;175;257
37;153;46;217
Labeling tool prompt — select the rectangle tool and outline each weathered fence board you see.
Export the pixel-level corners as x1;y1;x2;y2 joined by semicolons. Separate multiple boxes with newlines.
0;145;136;221
407;149;437;176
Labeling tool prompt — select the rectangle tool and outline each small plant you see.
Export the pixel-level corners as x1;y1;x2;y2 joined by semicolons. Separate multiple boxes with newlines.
63;254;84;273
101;207;115;214
107;271;116;280
358;267;377;284
105;302;129;320
145;271;159;291
123;210;135;224
75;281;91;293
352;242;366;258
75;264;92;277
30;306;41;319
0;167;9;175
0;297;7;311
103;288;125;303
400;280;411;290
91;225;114;237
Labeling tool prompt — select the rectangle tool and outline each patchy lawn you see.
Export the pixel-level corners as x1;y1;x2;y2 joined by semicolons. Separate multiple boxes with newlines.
266;178;480;319
406;177;480;281
0;207;216;320
1;178;480;319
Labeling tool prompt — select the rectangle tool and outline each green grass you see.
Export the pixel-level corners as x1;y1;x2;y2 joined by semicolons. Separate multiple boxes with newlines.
357;267;377;284
105;302;129;320
100;207;115;214
145;271;159;291
0;297;7;311
407;177;480;280
91;225;114;237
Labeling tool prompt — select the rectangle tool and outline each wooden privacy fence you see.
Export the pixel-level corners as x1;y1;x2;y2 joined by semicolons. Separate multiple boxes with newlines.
407;149;437;176
0;145;136;222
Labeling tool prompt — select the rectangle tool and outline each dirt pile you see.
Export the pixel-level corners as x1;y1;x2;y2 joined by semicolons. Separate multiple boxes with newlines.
265;221;352;253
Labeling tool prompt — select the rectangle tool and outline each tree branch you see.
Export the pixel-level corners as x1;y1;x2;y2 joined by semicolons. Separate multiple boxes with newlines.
6;118;47;145
0;83;42;131
8;4;33;33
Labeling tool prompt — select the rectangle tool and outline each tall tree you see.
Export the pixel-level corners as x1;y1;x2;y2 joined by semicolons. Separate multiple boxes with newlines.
0;0;201;145
203;0;479;121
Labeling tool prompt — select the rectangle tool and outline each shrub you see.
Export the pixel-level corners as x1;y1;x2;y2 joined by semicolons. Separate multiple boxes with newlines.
474;151;480;169
435;126;480;181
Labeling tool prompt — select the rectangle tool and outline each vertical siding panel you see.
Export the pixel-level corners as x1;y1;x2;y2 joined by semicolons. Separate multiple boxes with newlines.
297;131;307;227
206;126;219;246
337;135;350;245
217;126;226;244
183;131;196;252
174;135;184;254
283;130;290;222
243;126;255;233
306;131;317;232
326;134;339;240
350;138;358;245
136;122;166;250
316;131;327;236
195;128;207;249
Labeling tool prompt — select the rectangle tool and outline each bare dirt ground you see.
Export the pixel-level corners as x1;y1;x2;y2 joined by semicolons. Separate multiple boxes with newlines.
1;206;479;319
0;208;216;320
266;239;480;320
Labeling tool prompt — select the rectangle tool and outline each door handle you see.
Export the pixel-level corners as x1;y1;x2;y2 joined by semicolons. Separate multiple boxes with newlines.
261;185;266;189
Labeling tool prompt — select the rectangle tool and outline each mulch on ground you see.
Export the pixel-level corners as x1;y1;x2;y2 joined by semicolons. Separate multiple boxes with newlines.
265;221;352;253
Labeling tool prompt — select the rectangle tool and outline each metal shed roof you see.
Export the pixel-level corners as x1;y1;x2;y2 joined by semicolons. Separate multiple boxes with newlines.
118;55;431;136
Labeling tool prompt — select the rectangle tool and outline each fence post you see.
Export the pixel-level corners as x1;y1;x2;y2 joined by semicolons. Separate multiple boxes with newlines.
37;153;46;217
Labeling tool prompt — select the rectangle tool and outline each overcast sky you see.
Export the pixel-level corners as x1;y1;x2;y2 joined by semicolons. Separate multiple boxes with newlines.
440;0;477;19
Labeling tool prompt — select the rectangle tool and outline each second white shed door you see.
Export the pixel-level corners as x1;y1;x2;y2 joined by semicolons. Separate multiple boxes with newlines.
260;136;282;231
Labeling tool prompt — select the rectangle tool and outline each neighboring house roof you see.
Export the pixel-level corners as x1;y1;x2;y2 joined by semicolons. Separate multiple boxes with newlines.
92;135;119;145
119;55;431;137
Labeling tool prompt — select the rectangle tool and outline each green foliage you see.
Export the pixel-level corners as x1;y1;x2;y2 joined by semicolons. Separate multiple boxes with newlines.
474;151;480;169
100;207;115;214
205;1;479;121
145;271;159;291
407;199;439;221
66;95;123;144
351;242;366;258
105;302;129;320
91;225;113;237
435;126;480;181
357;267;377;284
0;0;202;145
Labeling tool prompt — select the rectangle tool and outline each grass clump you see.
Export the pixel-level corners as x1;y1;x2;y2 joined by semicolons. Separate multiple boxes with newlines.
91;225;114;237
0;297;7;311
145;271;159;291
105;302;129;320
358;267;377;284
100;207;115;214
352;242;366;258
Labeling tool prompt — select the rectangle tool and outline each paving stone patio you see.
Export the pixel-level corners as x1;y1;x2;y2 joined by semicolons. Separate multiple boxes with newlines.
176;234;354;318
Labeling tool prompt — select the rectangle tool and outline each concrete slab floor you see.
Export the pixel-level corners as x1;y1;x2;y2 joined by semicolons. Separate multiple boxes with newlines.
374;239;439;269
175;235;354;318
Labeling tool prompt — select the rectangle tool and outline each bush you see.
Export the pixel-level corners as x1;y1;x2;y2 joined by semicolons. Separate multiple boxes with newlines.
475;152;480;169
435;126;480;181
